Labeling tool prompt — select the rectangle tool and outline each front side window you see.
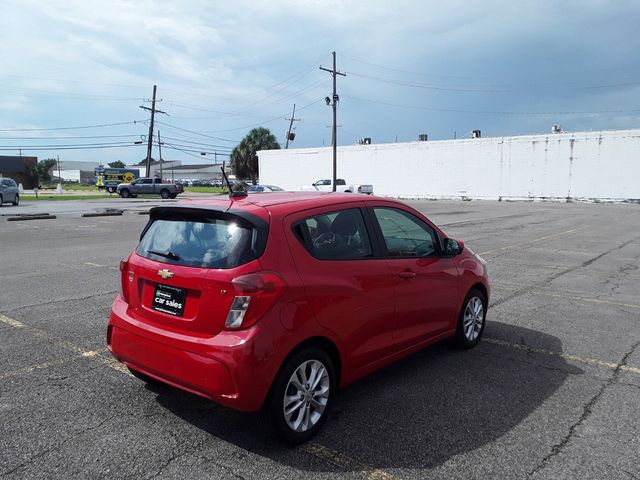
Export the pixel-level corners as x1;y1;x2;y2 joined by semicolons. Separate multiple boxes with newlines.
294;208;373;260
373;208;439;258
137;217;256;268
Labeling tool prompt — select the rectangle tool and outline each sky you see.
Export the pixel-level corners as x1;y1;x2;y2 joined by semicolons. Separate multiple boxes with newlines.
1;0;640;165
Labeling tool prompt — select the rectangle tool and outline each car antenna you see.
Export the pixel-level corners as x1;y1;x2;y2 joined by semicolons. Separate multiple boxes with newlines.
221;167;247;199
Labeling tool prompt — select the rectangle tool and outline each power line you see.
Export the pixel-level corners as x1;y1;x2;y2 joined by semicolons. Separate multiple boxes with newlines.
0;144;143;151
155;121;239;142
0;134;141;140
0;120;144;132
346;71;509;93
203;98;325;134
345;95;640;115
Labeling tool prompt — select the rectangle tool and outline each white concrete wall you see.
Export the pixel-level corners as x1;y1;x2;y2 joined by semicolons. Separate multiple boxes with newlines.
258;129;640;201
58;169;81;182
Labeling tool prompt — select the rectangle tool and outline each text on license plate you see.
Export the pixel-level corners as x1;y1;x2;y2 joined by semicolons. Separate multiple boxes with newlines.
153;283;186;316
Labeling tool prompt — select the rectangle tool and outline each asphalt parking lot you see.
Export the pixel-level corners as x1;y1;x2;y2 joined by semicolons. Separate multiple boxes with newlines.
1;198;639;479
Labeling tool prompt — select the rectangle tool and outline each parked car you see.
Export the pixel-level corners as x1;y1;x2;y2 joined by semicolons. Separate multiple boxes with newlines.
0;177;20;206
247;184;285;193
107;192;489;443
117;178;184;199
301;178;374;195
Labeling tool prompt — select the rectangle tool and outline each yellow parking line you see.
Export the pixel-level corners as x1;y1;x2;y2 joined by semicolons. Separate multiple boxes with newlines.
1;312;395;477
0;313;130;376
479;225;590;256
0;349;108;381
484;338;640;374
302;442;399;480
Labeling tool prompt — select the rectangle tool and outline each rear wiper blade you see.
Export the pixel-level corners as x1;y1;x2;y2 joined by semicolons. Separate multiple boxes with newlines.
147;249;180;260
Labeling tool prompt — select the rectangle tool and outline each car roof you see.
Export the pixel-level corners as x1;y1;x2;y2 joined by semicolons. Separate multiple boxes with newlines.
174;192;398;216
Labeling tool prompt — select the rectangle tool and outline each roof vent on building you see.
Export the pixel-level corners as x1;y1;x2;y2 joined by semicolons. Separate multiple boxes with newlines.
552;125;562;133
418;134;428;141
472;130;481;138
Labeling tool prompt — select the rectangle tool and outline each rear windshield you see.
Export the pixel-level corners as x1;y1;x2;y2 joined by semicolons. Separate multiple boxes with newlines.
136;216;257;269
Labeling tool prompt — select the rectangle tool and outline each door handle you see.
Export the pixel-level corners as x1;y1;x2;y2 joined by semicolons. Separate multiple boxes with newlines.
398;270;416;279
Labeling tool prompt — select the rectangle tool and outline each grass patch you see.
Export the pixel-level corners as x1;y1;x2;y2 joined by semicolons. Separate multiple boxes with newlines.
183;186;225;194
40;184;101;192
20;195;114;201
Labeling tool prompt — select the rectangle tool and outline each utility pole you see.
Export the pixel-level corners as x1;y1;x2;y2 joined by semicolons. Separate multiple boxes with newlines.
157;130;163;182
284;104;300;149
139;85;167;178
320;51;346;192
56;155;62;193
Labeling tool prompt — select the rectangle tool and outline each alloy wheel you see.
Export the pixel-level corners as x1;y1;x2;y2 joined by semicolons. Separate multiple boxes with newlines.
463;297;484;342
283;359;330;433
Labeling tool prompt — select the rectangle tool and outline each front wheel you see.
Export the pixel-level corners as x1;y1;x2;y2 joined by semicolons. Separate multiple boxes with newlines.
13;194;19;206
267;348;335;445
454;288;487;349
119;189;130;198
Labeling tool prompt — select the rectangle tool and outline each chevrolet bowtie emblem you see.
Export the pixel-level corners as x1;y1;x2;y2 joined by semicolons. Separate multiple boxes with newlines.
157;269;174;280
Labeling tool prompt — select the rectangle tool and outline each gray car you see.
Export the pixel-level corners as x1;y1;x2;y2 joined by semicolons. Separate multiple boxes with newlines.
0;177;19;206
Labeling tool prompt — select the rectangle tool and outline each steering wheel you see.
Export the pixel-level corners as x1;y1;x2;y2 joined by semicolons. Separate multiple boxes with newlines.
312;232;344;250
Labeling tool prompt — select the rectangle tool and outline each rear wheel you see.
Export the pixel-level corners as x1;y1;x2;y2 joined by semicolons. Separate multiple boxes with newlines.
120;189;130;198
160;189;170;199
267;348;335;445
13;194;19;206
454;288;486;349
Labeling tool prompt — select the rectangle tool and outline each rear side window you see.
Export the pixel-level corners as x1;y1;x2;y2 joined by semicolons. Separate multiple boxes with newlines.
137;216;257;268
293;208;373;260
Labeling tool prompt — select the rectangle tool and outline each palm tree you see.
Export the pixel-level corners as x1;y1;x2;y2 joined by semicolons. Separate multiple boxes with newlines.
230;127;280;184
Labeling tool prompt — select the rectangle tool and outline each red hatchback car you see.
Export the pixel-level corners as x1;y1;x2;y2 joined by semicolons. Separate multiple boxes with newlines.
107;192;490;443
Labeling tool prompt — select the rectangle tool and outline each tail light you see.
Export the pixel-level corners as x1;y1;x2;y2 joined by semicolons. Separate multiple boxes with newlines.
224;272;287;330
119;258;131;303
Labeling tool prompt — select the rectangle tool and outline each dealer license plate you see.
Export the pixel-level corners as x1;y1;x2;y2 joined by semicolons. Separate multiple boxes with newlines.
152;283;186;317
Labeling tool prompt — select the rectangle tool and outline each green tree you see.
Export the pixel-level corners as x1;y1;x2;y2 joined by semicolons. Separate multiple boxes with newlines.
28;158;57;184
108;160;125;168
230;127;280;184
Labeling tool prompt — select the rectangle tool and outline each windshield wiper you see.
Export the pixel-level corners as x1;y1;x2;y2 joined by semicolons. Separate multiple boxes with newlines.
147;249;180;260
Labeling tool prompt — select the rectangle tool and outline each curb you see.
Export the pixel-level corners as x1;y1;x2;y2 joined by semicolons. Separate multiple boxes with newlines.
7;214;57;221
81;210;124;218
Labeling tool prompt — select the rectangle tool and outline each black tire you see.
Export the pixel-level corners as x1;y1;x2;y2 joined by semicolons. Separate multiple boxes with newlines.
160;189;170;199
169;193;177;199
0;194;3;206
267;347;336;445
120;189;131;198
13;194;19;206
454;288;487;349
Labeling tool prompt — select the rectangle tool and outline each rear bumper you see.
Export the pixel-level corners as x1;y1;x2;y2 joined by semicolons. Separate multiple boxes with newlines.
107;295;275;411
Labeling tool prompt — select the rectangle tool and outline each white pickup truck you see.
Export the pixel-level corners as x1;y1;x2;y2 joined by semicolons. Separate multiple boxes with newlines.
301;178;374;195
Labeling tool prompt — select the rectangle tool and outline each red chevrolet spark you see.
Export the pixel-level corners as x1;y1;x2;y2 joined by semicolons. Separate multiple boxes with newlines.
107;192;490;443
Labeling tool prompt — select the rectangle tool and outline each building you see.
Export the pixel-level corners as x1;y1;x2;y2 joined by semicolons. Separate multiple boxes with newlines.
158;163;230;182
51;160;102;184
0;156;37;189
258;128;640;202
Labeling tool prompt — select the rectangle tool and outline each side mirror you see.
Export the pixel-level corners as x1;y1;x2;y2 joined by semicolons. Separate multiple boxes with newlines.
443;238;464;256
